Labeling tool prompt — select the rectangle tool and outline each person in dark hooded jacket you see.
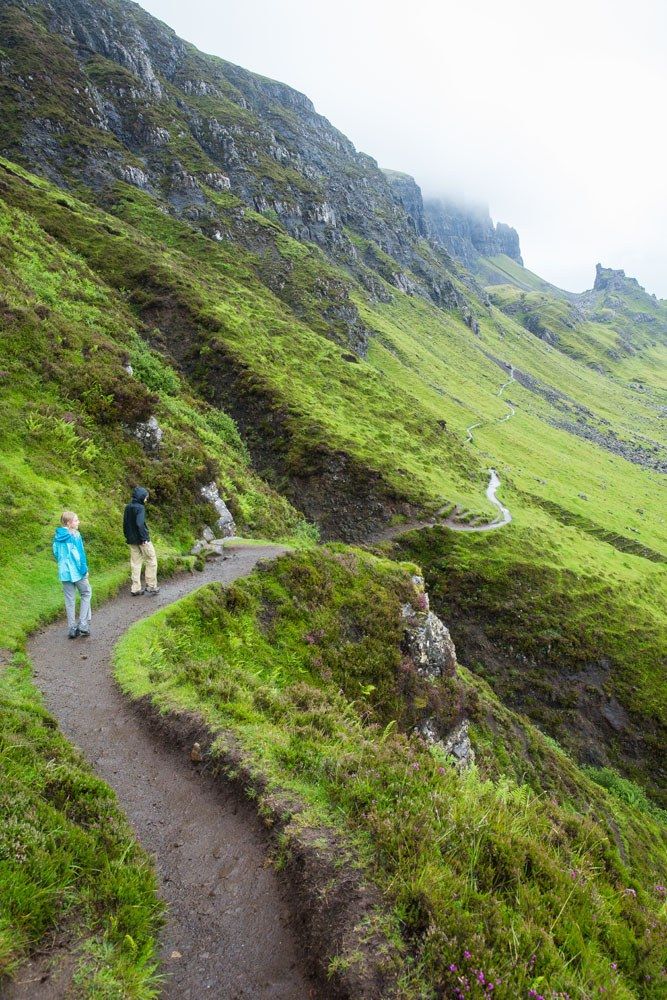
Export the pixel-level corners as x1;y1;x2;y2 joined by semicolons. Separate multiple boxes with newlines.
123;486;159;595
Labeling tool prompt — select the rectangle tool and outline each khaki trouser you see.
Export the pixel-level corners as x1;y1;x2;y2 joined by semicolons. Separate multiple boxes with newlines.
129;542;158;592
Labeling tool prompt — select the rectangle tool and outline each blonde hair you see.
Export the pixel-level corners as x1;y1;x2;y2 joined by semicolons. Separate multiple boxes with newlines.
60;510;78;526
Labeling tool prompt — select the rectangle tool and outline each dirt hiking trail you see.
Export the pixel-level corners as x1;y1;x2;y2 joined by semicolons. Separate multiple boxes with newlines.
19;544;316;1000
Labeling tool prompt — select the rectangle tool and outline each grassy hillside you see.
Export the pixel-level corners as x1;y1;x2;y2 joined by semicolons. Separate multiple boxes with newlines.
115;547;667;1000
0;661;162;995
0;154;313;993
0;1;664;986
1;154;665;802
487;281;667;392
0;158;310;646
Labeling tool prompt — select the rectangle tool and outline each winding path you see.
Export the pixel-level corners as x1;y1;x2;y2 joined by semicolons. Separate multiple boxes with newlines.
12;366;520;995
377;363;517;542
374;466;511;543
20;545;315;1000
465;364;515;444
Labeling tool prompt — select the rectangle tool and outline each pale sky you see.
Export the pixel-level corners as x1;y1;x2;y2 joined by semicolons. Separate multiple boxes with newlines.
139;0;667;298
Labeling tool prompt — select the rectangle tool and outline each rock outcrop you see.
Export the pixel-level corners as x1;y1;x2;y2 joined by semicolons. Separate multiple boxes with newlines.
593;263;644;294
402;584;475;770
403;607;458;680
132;415;162;455
423;197;523;267
200;481;236;537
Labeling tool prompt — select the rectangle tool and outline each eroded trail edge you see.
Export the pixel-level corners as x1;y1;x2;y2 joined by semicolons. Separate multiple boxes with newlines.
27;545;315;1000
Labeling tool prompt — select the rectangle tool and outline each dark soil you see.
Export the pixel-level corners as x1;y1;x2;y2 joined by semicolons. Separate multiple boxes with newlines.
21;545;317;1000
140;297;420;542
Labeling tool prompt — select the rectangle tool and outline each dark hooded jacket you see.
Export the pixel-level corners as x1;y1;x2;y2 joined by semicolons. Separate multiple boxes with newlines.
123;486;150;545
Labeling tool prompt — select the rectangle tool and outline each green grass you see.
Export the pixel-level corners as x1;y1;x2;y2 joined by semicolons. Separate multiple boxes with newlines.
115;547;667;1000
0;165;310;645
0;3;664;990
0;661;162;996
0;157;311;989
1;153;664;797
392;510;666;805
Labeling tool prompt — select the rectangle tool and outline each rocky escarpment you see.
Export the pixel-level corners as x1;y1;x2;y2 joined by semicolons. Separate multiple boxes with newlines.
423;196;523;267
592;263;646;294
577;264;667;353
0;0;479;335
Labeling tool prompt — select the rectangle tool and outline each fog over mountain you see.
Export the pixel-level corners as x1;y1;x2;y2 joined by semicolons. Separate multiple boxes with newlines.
140;0;667;298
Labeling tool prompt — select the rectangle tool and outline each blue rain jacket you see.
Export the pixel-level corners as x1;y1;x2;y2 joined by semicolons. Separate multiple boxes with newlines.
52;526;88;583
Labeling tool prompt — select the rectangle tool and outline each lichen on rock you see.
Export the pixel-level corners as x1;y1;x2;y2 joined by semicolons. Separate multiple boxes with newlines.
200;481;236;537
403;607;457;680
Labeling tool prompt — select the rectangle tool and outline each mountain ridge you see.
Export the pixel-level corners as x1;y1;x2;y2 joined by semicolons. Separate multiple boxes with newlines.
0;1;665;994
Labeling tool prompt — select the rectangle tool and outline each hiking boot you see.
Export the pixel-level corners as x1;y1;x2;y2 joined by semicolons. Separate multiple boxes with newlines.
131;589;146;597
144;587;160;596
67;627;79;639
78;629;90;637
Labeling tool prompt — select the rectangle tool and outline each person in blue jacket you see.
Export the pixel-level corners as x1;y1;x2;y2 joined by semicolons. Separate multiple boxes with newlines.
52;510;92;639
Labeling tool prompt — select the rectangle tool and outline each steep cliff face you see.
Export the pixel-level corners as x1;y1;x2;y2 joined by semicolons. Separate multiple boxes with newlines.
381;169;428;238
423;196;523;266
0;0;476;329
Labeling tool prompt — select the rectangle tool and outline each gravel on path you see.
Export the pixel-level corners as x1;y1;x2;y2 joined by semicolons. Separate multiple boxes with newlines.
21;543;315;1000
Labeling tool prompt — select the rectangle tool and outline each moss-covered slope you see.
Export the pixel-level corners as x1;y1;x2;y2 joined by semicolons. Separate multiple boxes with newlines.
115;547;667;1000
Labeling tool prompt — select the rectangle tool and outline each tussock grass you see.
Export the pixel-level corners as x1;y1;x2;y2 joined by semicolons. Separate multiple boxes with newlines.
0;662;162;996
115;548;667;999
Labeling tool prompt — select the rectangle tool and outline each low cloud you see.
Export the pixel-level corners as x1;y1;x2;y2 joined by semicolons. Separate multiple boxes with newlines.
143;0;667;297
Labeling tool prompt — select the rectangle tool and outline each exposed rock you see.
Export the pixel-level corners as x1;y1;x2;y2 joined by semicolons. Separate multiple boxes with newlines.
118;165;150;189
593;263;643;294
4;0;484;325
133;415;162;454
601;697;630;733
200;481;236;537
383;170;427;237
415;716;440;743
393;271;420;296
202;171;231;191
441;718;475;770
190;538;225;559
424;197;523;267
403;608;457;679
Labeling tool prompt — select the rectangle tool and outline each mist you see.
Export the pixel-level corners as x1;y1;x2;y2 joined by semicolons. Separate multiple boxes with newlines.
139;0;667;297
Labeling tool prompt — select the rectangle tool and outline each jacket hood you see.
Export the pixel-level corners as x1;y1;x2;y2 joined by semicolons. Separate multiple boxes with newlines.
132;486;149;503
54;526;74;541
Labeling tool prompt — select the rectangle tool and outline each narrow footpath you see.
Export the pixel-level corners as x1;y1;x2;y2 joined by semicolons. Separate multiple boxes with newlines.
22;544;315;1000
465;364;516;445
14;365;519;997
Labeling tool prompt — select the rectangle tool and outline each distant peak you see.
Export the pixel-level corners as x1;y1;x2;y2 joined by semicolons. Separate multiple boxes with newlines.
594;263;643;293
422;197;523;267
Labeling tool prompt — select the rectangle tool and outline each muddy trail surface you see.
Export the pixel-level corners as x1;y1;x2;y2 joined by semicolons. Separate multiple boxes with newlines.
374;467;512;543
21;544;316;1000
